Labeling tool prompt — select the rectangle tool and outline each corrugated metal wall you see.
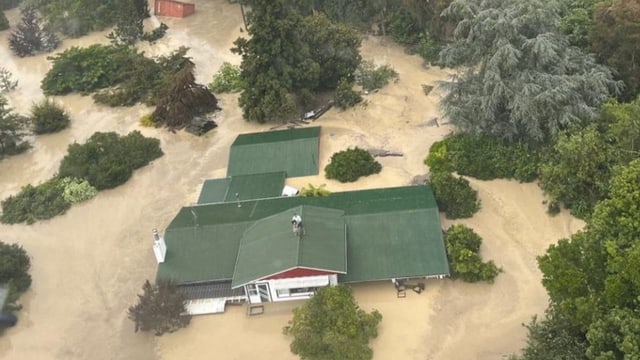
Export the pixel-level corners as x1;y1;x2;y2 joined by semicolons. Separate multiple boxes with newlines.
154;0;195;18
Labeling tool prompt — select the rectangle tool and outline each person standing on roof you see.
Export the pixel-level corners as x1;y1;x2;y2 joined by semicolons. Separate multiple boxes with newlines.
291;213;302;234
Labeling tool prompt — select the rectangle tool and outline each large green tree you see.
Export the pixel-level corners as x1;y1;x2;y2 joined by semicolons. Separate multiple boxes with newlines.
233;1;361;123
591;0;640;101
439;0;620;142
233;0;317;123
516;160;640;359
539;99;640;218
284;285;382;360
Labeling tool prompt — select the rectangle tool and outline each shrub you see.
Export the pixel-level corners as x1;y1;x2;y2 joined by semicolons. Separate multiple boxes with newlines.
0;67;18;92
58;131;163;190
355;61;398;92
334;78;362;110
30;99;70;134
429;171;480;219
425;133;542;182
208;62;242;93
325;147;382;182
0;0;20;10
445;224;501;283
0;241;31;310
139;114;157;127
0;178;71;224
128;280;191;336
42;45;140;95
60;177;98;204
300;184;331;197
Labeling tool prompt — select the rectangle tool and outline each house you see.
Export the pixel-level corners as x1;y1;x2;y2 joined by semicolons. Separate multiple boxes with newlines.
154;127;450;315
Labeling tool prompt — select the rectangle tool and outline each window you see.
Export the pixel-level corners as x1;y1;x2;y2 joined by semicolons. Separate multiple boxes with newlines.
276;287;320;298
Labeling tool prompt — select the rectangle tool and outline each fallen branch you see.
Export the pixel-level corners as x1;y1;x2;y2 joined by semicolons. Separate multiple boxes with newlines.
368;148;404;157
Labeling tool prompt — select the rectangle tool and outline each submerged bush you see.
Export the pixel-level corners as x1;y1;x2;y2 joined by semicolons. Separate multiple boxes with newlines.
425;134;542;182
30;98;70;134
60;177;98;204
429;171;480;219
325;147;382;182
208;62;242;94
0;10;8;31
355;61;398;92
0;178;71;224
58;131;163;190
334;78;362;110
445;224;501;283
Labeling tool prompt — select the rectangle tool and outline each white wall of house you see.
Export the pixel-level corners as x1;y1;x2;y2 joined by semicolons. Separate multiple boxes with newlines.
245;274;336;303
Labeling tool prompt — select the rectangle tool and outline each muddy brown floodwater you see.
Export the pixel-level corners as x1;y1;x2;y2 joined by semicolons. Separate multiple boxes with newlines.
0;1;584;359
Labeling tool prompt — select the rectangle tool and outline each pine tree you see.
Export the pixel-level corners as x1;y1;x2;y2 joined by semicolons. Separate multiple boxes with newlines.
0;95;29;157
152;60;219;130
439;0;621;142
127;280;191;336
9;6;59;57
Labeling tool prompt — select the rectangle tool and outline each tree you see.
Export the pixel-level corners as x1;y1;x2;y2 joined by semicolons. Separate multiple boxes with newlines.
0;95;29;158
9;5;60;57
439;0;620;142
133;0;150;19
0;242;31;309
283;285;382;360
325;147;382;182
0;0;20;10
539;99;640;218
586;308;640;359
0;9;9;30
108;0;143;46
511;310;588;360
127;280;191;336
30;98;70;134
233;0;317;123
233;2;361;122
36;0;117;38
152;66;219;129
444;225;500;283
558;0;600;49
301;14;362;90
539;125;612;218
591;0;640;101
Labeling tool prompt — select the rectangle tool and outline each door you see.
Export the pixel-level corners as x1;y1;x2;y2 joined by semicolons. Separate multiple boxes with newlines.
257;283;271;303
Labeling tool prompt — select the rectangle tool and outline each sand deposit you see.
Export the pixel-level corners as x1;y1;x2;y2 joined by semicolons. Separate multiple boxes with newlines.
0;1;583;359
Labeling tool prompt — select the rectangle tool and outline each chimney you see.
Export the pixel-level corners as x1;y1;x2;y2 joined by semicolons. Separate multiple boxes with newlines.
152;228;167;263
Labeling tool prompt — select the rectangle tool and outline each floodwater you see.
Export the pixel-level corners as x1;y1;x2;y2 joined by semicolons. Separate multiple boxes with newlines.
0;1;584;360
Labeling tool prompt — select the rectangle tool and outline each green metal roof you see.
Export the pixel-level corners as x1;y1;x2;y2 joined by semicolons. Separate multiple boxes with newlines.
157;185;449;285
231;206;347;287
227;127;320;177
197;172;286;204
339;208;449;283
